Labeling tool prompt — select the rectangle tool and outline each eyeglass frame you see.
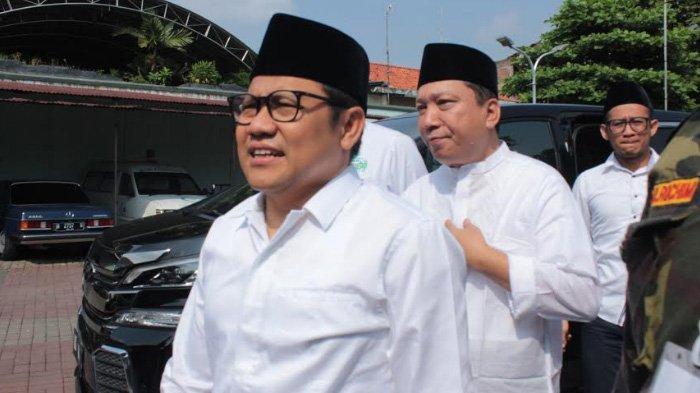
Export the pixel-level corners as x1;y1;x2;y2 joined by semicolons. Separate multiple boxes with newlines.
603;116;655;135
227;89;347;125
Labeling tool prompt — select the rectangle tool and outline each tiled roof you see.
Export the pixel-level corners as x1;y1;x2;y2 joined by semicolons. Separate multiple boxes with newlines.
0;76;236;115
369;62;518;102
369;63;419;90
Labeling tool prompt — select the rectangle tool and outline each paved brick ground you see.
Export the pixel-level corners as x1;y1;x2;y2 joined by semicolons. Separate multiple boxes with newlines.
0;249;85;393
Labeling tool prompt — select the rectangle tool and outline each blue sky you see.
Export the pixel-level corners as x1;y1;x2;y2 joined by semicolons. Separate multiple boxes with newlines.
170;0;563;67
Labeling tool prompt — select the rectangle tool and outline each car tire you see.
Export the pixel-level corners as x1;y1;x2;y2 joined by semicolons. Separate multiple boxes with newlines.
0;229;18;261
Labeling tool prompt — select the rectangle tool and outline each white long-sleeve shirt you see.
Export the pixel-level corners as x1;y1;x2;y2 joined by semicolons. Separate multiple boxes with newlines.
161;167;470;393
572;150;658;326
403;142;598;393
354;121;428;194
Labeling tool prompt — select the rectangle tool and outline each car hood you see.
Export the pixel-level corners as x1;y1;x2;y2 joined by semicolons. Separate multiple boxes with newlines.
101;210;212;248
87;211;211;277
135;194;206;203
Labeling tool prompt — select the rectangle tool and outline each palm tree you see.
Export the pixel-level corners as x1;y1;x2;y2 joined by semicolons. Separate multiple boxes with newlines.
114;15;194;74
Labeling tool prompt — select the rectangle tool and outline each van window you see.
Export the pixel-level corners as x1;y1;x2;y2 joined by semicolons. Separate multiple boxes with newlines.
499;121;558;168
83;172;102;191
119;174;135;197
134;172;201;196
98;172;115;193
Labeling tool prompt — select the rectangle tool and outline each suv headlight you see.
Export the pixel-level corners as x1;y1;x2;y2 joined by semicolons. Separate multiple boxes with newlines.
122;255;198;287
114;309;181;328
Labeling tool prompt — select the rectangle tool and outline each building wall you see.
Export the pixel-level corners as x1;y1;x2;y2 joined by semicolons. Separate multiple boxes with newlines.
496;57;515;91
0;102;245;189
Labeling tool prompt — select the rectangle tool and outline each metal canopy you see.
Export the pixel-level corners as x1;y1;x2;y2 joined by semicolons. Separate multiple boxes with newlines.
0;0;256;73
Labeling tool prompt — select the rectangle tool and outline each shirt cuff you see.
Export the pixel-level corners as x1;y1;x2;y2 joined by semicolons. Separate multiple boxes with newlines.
507;253;537;319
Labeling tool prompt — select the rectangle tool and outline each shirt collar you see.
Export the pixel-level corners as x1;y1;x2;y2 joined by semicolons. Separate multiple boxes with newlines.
303;166;362;230
603;148;659;175
447;140;509;177
226;167;361;233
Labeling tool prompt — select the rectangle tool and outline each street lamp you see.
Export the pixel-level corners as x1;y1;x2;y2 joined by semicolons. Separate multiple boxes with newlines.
497;36;566;103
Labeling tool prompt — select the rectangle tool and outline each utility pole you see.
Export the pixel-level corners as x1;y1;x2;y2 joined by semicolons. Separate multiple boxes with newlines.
385;3;393;87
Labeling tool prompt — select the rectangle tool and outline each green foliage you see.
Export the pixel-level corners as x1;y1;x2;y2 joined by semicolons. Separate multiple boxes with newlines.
125;73;148;84
501;0;699;111
227;70;251;87
114;15;193;75
187;60;222;84
146;67;173;85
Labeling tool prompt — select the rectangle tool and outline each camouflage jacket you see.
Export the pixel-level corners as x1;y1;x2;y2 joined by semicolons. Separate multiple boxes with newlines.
614;109;700;392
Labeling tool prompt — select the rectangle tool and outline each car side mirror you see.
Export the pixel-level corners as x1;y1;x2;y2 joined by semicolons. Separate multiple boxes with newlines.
206;184;217;195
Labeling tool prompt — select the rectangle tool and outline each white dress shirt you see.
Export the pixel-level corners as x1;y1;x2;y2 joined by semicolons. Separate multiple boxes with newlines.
572;150;659;326
161;167;470;393
353;121;428;194
403;142;599;393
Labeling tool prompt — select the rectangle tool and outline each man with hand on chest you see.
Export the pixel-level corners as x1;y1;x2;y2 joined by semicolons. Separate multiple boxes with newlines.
573;81;660;393
402;43;599;393
160;14;470;393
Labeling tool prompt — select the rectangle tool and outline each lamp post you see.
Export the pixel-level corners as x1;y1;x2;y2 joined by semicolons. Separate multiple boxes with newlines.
497;36;566;103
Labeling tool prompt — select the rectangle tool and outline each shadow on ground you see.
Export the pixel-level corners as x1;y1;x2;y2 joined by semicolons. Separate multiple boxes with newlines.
8;244;89;266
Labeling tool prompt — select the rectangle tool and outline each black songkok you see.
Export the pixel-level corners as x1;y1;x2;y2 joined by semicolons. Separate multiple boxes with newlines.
251;13;369;112
418;43;498;96
603;81;653;116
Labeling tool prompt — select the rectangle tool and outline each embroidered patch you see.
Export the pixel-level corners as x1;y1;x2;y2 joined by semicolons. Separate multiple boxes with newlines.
650;177;699;207
352;156;368;173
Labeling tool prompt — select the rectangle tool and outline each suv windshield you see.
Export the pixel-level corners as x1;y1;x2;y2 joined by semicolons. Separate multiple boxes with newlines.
11;183;90;204
134;172;202;196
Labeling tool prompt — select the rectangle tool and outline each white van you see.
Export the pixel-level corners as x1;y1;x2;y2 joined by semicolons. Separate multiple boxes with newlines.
82;162;207;223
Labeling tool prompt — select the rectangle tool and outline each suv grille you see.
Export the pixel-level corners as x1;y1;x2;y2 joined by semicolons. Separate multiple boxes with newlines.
93;346;133;393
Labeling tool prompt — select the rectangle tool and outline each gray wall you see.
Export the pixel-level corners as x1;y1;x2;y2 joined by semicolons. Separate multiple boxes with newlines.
0;102;245;189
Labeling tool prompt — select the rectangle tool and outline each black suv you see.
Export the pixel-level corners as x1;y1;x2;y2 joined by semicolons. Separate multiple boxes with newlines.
74;103;688;393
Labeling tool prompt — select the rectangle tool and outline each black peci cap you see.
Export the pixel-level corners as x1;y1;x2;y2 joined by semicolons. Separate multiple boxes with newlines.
603;81;653;116
418;43;498;96
251;13;369;112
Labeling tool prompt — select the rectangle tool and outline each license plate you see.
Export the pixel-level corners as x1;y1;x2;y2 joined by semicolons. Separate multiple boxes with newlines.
54;221;85;231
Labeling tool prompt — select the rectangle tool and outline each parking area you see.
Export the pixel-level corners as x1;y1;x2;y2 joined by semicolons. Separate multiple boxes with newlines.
0;250;84;393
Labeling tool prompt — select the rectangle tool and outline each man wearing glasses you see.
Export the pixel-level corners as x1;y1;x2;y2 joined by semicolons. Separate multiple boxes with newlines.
572;81;659;393
160;13;470;393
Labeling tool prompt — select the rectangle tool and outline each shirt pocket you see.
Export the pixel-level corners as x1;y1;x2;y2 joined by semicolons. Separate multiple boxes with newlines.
260;288;388;346
476;334;547;379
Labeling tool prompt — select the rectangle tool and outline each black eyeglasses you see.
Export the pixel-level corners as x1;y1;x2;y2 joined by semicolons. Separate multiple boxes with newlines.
605;117;652;135
228;90;341;125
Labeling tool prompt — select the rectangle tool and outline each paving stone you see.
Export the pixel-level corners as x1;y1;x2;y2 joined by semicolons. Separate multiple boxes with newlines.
0;258;82;393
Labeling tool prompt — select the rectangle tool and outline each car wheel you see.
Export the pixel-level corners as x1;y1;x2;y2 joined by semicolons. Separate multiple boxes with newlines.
0;229;18;261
